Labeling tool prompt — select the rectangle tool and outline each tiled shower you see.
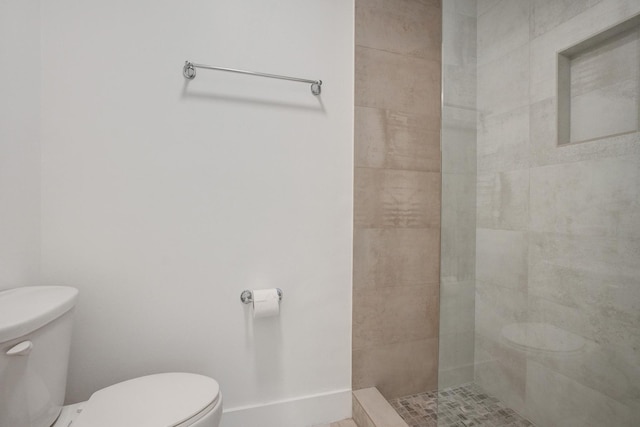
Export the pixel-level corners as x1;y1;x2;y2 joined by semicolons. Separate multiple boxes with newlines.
354;1;640;426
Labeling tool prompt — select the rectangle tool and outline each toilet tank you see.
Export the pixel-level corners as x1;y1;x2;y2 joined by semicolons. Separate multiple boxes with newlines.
0;286;78;427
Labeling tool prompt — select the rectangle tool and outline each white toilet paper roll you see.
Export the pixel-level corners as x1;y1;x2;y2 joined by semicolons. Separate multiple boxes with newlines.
252;289;280;318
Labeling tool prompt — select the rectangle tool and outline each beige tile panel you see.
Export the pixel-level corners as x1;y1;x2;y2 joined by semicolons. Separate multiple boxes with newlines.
354;168;440;229
353;284;439;350
355;0;441;61
354;106;440;172
355;46;441;116
353;388;409;427
353;228;440;290
353;338;439;399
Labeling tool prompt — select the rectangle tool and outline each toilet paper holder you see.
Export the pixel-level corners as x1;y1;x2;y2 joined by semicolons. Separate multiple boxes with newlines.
240;289;283;304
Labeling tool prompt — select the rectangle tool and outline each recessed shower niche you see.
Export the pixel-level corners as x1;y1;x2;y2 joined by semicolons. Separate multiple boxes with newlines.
558;14;640;145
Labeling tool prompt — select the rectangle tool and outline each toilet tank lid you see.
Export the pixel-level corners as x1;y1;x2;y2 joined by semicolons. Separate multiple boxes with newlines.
0;286;78;343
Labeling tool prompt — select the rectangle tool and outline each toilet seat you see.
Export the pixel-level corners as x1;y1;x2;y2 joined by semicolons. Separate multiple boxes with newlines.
72;373;220;427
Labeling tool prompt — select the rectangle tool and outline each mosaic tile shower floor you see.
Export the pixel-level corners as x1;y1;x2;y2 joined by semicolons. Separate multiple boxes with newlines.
389;383;535;427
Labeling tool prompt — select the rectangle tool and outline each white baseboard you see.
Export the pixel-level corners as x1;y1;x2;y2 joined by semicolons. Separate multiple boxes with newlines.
220;389;352;427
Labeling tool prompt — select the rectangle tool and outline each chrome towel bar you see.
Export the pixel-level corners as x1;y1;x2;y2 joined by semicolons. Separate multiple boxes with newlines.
183;61;322;95
240;289;283;304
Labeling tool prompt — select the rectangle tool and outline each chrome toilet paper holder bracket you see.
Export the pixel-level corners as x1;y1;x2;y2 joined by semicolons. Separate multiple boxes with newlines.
240;289;283;304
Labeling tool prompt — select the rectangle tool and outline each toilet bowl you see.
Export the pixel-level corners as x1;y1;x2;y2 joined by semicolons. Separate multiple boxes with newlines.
0;286;222;427
53;373;223;427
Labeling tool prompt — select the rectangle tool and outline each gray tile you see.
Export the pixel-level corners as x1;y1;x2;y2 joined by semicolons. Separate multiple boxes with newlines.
477;0;530;67
477;48;529;117
476;169;529;231
531;0;603;38
476;229;528;291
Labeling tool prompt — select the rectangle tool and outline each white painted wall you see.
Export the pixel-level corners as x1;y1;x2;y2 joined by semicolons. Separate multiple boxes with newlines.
39;1;354;426
0;0;41;291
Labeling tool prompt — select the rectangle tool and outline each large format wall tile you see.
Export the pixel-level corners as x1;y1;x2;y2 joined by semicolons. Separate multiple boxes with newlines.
356;0;441;62
353;338;439;399
530;0;602;38
355;107;440;172
476;229;528;291
354;228;440;290
353;284;439;350
524;361;633;427
529;155;640;238
530;97;640;168
477;106;530;173
355;46;441;116
353;0;442;398
477;47;529;117
477;0;529;66
354;168;440;229
476;169;529;231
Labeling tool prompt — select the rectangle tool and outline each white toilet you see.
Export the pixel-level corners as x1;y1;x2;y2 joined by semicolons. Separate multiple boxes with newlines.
0;286;223;427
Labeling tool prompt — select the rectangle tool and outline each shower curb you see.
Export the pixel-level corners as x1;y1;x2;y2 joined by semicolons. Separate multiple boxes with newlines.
353;388;409;427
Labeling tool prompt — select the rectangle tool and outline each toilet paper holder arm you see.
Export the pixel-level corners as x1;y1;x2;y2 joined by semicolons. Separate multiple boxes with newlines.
240;289;283;304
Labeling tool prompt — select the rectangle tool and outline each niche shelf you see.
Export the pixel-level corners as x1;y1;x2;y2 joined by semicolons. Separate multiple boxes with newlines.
557;14;640;145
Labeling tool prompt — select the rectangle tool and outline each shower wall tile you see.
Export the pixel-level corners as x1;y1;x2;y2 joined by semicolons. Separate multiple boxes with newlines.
439;330;475;371
441;174;476;284
443;64;476;109
477;1;640;425
354;107;440;172
355;46;441;117
529;0;640;104
443;0;476;18
353;0;441;399
353;337;439;399
353;284;439;350
477;0;530;67
477;47;529;117
442;106;476;174
474;332;527;415
355;0;441;62
442;12;476;68
476;229;528;291
530;97;640;168
353;228;440;290
529;156;640;238
354;168;440;229
477;106;530;173
524;361;633;427
530;0;603;38
477;0;501;17
476;169;529;231
439;281;475;335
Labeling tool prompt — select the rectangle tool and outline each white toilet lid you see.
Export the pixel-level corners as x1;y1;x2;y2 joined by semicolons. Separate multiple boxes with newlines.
73;373;220;427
